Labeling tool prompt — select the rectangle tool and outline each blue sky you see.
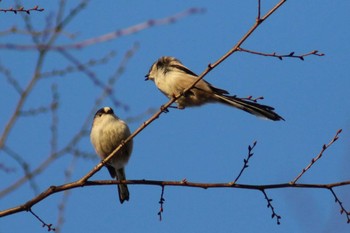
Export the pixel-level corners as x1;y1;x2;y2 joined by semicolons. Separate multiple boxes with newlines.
1;1;350;233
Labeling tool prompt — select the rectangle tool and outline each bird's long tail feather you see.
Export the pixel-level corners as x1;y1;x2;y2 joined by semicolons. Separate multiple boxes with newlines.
214;94;284;121
116;168;129;204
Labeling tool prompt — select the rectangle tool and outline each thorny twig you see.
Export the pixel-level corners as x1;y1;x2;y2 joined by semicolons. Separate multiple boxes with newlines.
291;129;342;184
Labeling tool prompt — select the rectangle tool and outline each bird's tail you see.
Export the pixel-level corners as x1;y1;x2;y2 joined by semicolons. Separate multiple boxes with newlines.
116;168;129;204
214;94;284;121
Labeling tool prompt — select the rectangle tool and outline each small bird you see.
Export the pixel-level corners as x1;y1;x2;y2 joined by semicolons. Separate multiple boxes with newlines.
145;56;284;121
90;107;133;204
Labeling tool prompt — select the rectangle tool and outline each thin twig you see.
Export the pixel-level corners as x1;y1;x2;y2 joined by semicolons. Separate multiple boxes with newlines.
238;48;325;61
158;186;165;221
329;188;350;223
28;209;55;231
291;129;342;184
232;141;257;184
257;0;261;20
0;5;44;14
261;189;281;225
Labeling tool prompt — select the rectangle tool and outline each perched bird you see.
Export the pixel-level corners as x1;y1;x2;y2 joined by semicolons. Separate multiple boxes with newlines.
145;56;284;121
90;107;133;203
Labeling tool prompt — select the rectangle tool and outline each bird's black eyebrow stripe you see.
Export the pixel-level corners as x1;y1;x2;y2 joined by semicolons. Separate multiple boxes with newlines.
171;64;198;77
94;107;113;118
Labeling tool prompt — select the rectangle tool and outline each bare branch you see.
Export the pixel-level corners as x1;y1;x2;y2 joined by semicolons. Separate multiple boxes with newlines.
261;189;281;225
157;186;165;221
232;141;257;184
238;48;325;60
0;5;44;14
291;129;342;184
28;209;55;232
1;179;350;218
329;188;350;223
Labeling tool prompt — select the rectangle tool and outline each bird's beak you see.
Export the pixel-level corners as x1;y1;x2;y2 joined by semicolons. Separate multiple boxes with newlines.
144;74;149;81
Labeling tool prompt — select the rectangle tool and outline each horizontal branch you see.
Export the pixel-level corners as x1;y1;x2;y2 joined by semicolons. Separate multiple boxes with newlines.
238;48;325;60
0;6;44;14
1;178;349;218
88;179;350;189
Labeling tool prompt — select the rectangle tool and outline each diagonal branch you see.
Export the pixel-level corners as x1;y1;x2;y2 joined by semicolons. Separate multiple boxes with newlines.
291;129;342;184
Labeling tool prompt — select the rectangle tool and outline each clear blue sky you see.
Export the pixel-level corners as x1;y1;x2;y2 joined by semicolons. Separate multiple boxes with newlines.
1;1;350;233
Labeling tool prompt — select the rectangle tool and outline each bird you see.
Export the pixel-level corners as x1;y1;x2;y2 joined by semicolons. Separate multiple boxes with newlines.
90;107;133;204
145;56;284;121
